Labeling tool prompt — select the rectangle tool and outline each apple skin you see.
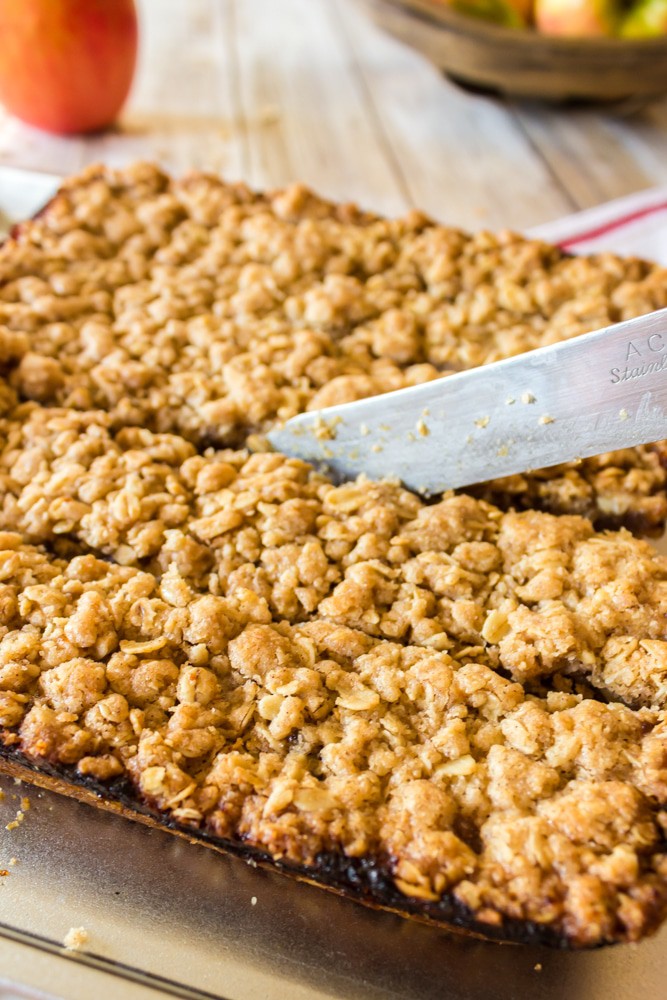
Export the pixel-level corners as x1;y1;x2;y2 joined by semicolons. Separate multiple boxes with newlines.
506;0;536;22
0;0;138;135
620;0;667;36
534;0;618;35
440;0;528;27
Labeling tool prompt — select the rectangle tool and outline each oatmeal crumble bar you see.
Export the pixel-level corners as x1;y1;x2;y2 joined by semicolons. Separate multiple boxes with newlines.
2;533;667;948
1;404;666;710
1;163;667;531
2;164;667;948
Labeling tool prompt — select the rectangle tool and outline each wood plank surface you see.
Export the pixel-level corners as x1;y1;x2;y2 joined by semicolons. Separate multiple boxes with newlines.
512;103;667;209
336;0;576;228
0;0;666;230
233;0;406;214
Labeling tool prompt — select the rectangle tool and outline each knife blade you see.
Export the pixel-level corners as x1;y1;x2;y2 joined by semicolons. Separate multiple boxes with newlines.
267;307;667;495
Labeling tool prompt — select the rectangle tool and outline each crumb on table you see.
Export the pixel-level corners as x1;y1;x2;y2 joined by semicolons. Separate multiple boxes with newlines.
63;927;89;951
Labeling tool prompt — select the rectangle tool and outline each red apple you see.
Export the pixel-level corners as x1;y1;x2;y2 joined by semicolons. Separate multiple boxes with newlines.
0;0;138;135
534;0;618;34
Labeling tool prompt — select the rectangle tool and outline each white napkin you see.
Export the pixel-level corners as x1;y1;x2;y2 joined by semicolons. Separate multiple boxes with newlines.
527;187;667;265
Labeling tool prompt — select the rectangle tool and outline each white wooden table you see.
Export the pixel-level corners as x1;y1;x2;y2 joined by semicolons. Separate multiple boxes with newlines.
1;0;667;232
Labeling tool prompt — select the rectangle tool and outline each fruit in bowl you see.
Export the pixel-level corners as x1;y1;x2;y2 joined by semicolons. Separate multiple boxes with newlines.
365;0;667;100
448;0;530;27
435;0;667;35
534;0;617;35
620;0;667;36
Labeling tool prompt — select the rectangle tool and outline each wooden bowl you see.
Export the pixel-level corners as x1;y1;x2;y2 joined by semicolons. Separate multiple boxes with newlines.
358;0;667;101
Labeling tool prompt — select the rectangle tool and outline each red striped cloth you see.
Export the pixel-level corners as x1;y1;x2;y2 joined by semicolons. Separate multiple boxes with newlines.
527;187;667;264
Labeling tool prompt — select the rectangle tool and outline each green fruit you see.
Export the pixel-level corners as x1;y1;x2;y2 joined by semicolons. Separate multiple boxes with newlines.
453;0;526;28
619;0;667;36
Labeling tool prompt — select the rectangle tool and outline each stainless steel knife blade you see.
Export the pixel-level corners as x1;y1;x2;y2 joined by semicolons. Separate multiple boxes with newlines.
267;307;667;494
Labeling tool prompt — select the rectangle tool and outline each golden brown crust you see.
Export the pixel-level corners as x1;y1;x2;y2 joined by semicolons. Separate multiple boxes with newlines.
1;162;667;530
0;750;532;945
0;405;666;709
1;511;667;947
1;164;667;949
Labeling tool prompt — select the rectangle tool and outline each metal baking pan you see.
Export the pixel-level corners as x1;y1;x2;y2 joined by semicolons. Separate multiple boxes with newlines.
1;166;667;1000
3;770;667;1000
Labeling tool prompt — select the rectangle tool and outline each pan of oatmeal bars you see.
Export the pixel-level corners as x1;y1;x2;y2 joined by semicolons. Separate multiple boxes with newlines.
2;164;667;999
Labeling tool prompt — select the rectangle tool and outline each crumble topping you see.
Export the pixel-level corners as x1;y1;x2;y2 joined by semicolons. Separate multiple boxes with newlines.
1;164;667;947
1;163;667;531
1;533;667;946
0;405;665;709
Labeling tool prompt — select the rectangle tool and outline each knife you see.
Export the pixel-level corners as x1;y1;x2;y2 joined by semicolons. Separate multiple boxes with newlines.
268;308;667;495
